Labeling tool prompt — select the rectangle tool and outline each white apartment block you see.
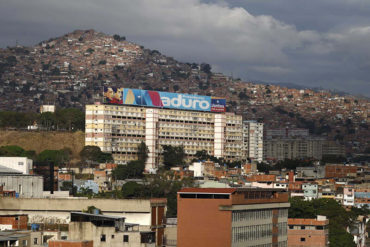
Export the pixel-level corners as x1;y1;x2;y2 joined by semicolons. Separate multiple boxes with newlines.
243;121;264;162
85;103;244;171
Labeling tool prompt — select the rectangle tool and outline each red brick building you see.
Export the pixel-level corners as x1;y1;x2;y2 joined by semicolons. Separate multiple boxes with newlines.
288;216;329;247
49;240;93;247
246;174;276;182
177;188;290;247
0;214;28;230
325;165;357;178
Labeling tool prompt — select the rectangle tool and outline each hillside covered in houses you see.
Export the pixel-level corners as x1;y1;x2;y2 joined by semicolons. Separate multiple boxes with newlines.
0;29;368;154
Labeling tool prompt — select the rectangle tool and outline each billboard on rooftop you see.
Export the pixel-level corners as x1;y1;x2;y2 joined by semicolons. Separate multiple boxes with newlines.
103;87;226;112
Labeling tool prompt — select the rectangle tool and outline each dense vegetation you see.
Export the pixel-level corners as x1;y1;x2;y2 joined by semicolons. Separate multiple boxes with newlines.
98;172;195;217
257;159;315;173
0;144;112;166
0;108;84;131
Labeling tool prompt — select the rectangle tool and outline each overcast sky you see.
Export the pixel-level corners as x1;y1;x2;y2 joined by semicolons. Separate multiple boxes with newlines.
1;0;369;96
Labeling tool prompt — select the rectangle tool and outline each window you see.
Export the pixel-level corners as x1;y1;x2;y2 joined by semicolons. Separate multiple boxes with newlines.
301;226;305;230
22;240;27;246
18;162;24;166
101;234;106;242
289;225;294;229
34;238;38;244
123;235;129;242
112;235;115;239
300;238;306;242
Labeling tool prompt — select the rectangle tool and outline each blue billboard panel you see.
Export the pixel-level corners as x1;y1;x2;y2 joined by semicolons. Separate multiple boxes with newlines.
159;91;211;111
103;87;226;112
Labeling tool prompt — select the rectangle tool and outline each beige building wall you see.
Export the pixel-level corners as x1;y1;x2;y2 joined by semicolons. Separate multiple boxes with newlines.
85;104;245;170
0;198;152;226
264;138;324;161
69;222;153;247
243;121;264;162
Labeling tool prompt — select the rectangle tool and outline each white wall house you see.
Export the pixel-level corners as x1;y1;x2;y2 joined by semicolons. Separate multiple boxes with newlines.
0;157;32;174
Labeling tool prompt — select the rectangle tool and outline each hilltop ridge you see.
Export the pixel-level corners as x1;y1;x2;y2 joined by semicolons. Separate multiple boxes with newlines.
0;29;368;153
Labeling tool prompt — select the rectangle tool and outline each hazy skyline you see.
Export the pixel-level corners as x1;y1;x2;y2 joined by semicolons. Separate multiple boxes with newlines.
1;0;369;96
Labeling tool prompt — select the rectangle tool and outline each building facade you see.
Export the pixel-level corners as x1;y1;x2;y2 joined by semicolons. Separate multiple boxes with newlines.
0;197;166;233
177;188;290;247
0;174;43;198
302;184;319;201
264;138;325;161
0;157;33;175
325;165;357;178
86;103;244;170
0;214;28;230
287;216;329;247
68;212;156;247
243;121;264;162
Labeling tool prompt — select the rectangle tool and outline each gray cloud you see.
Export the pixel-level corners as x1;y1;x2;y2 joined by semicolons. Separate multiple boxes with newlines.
0;0;369;96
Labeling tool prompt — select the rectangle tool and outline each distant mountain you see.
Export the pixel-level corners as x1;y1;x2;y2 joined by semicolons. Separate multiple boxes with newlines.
0;29;368;153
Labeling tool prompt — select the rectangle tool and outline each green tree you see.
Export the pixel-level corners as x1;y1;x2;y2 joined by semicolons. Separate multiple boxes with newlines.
0;145;36;159
137;142;149;163
194;150;209;161
200;63;211;74
80;146;113;164
162;145;186;168
257;162;273;173
55;108;85;131
36;148;71;165
38;112;56;130
117;171;195;217
113;34;126;41
112;160;145;180
274;159;314;170
83;206;102;214
146;172;194;217
121;181;145;198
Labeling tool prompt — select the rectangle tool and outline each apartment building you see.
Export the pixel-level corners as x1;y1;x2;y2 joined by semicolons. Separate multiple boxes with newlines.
343;186;355;206
287;216;329;247
264;137;325;161
266;128;309;139
243;120;264;162
177;188;290;247
86;88;244;170
302;183;319;201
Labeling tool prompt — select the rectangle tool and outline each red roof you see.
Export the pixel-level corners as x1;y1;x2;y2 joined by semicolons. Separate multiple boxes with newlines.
178;188;237;194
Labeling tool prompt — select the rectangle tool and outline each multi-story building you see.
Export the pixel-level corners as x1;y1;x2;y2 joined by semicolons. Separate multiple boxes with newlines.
86;88;244;170
325;164;357;179
287;216;329;247
354;188;370;208
322;141;345;157
243;121;263;162
266;128;309;139
264;137;325;161
177;188;290;247
343;186;355;206
302;183;319;201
